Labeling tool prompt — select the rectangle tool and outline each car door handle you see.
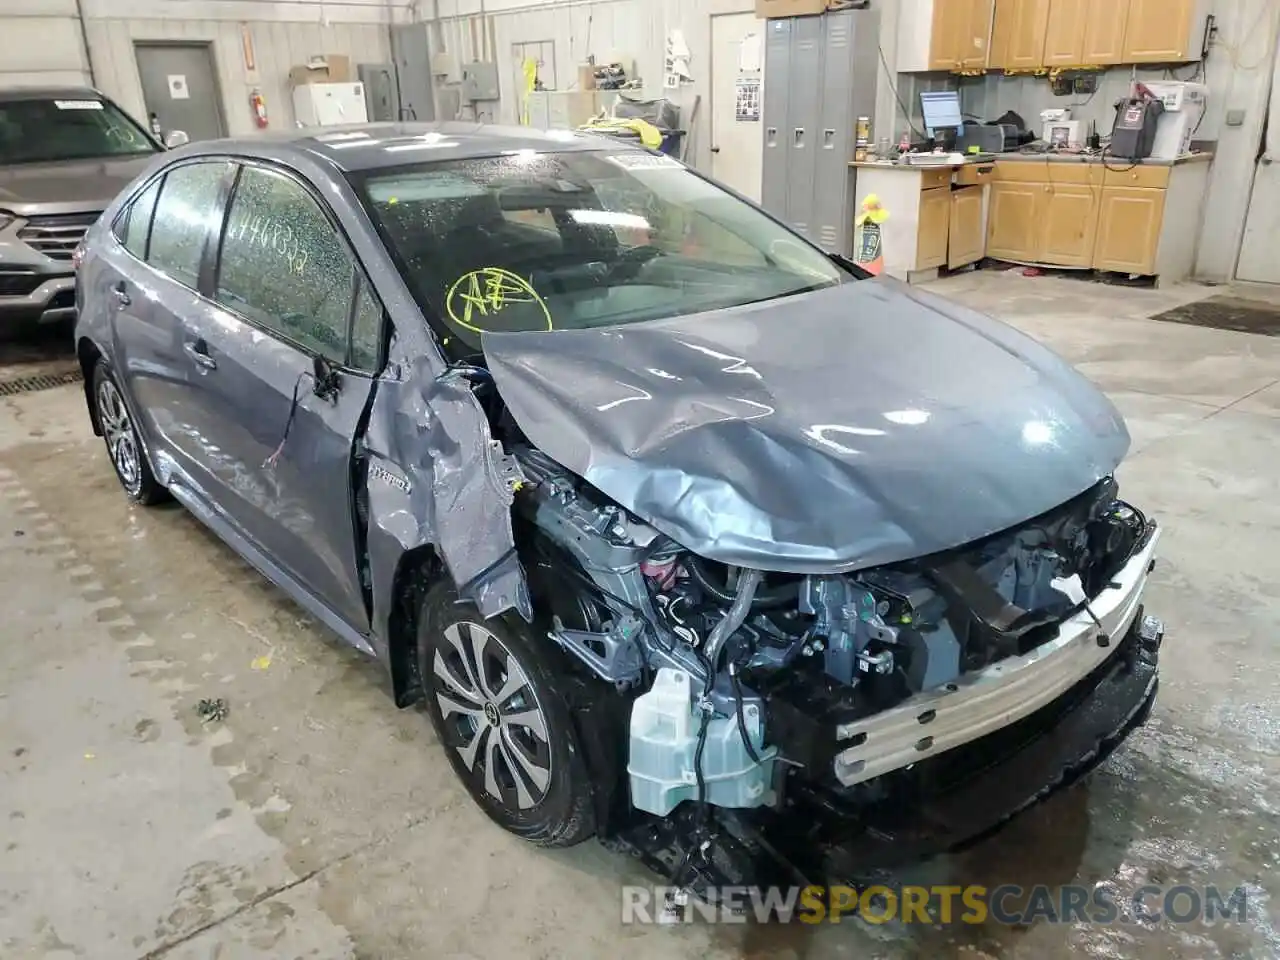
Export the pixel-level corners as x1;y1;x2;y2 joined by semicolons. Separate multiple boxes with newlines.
111;282;131;306
183;339;216;370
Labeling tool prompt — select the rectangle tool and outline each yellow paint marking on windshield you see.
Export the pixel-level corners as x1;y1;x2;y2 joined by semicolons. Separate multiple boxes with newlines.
445;267;553;334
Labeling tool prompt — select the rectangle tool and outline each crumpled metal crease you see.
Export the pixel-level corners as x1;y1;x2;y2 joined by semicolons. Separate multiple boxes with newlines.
364;352;530;625
483;276;1131;574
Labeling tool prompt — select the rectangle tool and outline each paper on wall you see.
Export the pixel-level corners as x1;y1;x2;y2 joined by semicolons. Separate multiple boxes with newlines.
734;77;761;122
739;32;762;73
664;28;693;88
167;74;191;100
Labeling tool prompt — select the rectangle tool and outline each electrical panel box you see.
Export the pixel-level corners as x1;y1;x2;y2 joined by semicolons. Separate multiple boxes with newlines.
390;23;437;123
461;61;500;101
357;63;400;122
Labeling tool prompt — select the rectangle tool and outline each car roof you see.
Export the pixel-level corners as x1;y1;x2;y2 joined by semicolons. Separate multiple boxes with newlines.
180;122;628;173
0;86;106;102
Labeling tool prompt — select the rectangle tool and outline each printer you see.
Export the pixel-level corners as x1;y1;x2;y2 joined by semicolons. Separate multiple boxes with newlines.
956;119;1019;154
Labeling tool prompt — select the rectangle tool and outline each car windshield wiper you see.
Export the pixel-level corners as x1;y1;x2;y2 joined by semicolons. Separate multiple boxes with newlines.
736;280;838;308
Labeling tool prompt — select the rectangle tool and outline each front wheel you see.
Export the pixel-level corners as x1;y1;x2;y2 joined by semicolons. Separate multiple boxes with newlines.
417;582;596;847
92;359;166;505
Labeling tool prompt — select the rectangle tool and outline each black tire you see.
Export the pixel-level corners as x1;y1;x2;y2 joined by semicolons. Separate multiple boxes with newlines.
418;581;596;847
92;359;166;506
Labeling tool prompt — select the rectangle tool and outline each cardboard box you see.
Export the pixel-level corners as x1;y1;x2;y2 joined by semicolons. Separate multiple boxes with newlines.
755;0;828;17
288;54;352;86
576;64;597;91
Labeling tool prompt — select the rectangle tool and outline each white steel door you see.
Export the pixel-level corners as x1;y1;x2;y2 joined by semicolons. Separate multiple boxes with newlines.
710;12;767;202
1237;42;1280;282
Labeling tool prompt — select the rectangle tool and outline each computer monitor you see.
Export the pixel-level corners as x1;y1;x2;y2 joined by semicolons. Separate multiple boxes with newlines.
920;90;963;140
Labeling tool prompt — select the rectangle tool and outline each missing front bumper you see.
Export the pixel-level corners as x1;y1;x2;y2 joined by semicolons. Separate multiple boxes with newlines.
608;609;1161;892
832;526;1161;788
810;612;1160;880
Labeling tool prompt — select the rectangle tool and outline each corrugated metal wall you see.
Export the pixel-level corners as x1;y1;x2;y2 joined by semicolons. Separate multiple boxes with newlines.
84;18;393;135
0;0;90;88
427;0;754;171
0;0;409;134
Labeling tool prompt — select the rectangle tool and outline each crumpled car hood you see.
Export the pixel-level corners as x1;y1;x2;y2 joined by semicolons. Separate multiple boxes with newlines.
483;277;1129;574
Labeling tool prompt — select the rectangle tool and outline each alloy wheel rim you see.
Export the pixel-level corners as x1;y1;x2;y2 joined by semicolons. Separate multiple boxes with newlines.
97;378;141;494
431;621;552;811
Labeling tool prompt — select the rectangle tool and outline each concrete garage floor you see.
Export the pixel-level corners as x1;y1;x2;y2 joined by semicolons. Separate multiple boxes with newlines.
2;271;1279;960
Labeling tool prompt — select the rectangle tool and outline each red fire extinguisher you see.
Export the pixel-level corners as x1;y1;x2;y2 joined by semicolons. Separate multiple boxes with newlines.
250;90;268;129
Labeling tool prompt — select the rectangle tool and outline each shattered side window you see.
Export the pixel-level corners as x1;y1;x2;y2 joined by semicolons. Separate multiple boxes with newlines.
116;176;161;260
147;161;231;288
350;277;384;372
215;165;355;364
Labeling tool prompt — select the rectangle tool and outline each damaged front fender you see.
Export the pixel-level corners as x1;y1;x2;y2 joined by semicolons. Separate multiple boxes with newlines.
363;353;531;645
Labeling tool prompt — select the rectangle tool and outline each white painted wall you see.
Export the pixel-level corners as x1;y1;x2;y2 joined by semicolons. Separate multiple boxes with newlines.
0;0;412;133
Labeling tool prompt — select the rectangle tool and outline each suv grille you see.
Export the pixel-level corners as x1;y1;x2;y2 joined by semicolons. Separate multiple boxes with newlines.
0;269;42;297
19;212;99;261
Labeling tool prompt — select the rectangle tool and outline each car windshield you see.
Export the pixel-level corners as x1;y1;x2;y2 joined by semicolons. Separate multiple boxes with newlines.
356;149;848;351
0;97;158;165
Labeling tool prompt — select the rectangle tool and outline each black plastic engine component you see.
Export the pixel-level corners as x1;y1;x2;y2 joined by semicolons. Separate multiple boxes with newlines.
684;554;800;611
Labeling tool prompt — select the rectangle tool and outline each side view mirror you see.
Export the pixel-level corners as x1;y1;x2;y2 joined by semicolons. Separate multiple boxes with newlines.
163;130;190;149
312;355;342;402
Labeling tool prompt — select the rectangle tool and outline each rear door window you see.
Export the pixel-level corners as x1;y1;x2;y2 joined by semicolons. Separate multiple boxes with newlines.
146;161;231;287
215;165;359;365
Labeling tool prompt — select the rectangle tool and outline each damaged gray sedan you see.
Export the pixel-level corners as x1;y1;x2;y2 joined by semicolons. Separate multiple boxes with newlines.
74;123;1164;890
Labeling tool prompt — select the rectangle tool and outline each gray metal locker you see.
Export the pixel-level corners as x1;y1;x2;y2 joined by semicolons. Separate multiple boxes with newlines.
760;19;794;220
761;8;880;256
816;9;879;255
784;15;824;241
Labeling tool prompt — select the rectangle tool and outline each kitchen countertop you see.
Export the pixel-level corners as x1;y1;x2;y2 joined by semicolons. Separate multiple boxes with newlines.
850;151;1214;169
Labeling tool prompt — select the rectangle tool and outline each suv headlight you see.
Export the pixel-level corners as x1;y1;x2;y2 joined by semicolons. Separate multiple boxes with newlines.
0;210;14;231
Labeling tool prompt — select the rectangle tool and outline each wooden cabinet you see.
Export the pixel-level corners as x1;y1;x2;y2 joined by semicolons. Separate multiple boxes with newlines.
989;0;1049;69
900;0;996;71
917;188;953;269
1122;0;1208;63
910;0;1205;72
1082;0;1130;63
852;164;995;278
1040;183;1101;266
986;182;1042;262
986;164;1102;266
948;187;986;268
928;0;971;69
981;158;1207;282
1093;187;1166;273
1042;0;1088;66
961;0;996;68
